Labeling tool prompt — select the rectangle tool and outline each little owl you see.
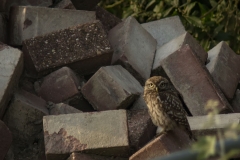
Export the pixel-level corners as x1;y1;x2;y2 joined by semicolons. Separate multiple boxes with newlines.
143;76;193;139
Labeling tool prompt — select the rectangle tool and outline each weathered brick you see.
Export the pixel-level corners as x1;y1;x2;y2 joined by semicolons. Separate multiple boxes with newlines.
161;45;232;116
130;94;148;110
0;120;12;160
23;20;113;76
152;32;207;74
129;127;192;160
231;89;240;112
188;113;240;137
9;6;96;46
96;6;122;32
70;0;100;10
142;16;186;48
0;13;7;43
54;0;75;9
81;65;143;111
48;102;82;115
36;67;81;103
108;16;157;85
0;43;23;119
43;110;129;160
67;152;128;160
206;41;240;100
127;109;156;154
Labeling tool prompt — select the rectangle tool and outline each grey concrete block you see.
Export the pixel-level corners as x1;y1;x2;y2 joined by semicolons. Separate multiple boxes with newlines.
48;102;82;115
9;6;96;46
0;43;23;119
130;94;148;110
81;65;143;111
231;89;240;112
43;110;129;160
206;41;240;99
152;32;207;74
108;16;157;85
142;16;186;48
161;44;232;116
0;13;7;43
23;20;113;77
54;0;75;9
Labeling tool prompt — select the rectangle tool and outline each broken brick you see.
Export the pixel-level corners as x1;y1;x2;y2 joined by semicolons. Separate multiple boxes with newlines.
129;127;192;160
48;102;82;115
108;16;157;85
161;45;232;115
206;41;240;100
9;6;96;46
0;120;12;160
142;16;186;48
22;20;113;76
0;42;23;119
43;110;129;160
81;65;143;111
67;152;128;160
70;0;100;10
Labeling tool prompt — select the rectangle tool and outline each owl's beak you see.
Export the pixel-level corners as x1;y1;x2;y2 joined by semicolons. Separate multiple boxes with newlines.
155;87;158;92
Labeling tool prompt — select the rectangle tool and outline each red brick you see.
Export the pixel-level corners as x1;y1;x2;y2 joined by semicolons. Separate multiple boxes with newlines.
67;153;128;160
108;16;157;85
161;45;232;115
81;65;143;111
0;120;12;160
48;102;82;115
23;20;113;76
36;67;81;103
206;41;240;100
0;43;23;119
127;109;156;154
70;0;100;10
9;6;96;46
129;127;192;160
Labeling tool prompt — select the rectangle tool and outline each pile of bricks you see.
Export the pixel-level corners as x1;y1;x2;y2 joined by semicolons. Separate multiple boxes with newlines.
1;0;240;160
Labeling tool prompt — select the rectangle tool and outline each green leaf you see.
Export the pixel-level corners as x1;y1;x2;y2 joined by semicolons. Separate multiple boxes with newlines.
198;2;208;15
210;0;217;7
145;0;156;10
213;24;224;37
184;16;203;28
173;0;179;8
153;1;163;13
183;2;196;16
163;7;174;17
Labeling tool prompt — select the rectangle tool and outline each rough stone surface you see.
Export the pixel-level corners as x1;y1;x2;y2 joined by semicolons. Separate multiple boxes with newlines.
81;65;143;111
127;109;156;154
0;13;7;43
54;0;75;9
0;120;12;160
206;41;240;100
129;127;192;160
48;102;82;115
0;42;23;119
188;113;240;137
96;6;122;32
43;110;129;160
9;6;96;46
36;67;81;103
231;89;240;112
23;20;113;76
161;45;232;116
152;32;207;74
1;0;52;13
108;16;157;85
70;0;100;10
130;94;148;110
67;152;128;160
142;16;186;48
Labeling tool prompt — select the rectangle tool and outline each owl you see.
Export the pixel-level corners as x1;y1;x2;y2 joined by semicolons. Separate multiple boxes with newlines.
143;76;193;139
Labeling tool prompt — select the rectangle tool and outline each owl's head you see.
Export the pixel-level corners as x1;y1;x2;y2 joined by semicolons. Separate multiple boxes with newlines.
144;76;171;92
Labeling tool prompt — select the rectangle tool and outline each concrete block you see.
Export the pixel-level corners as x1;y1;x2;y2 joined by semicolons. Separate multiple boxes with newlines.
9;6;96;46
130;94;148;110
48;102;82;115
0;120;12;160
188;113;240;137
108;16;157;85
81;65;143;111
67;152;128;160
206;41;240;99
0;42;23;119
152;32;207;74
231;89;240;112
127;109;156;154
3;90;48;142
96;6;122;32
129;127;192;160
70;0;100;10
54;0;75;9
23;20;113;76
0;13;7;43
142;16;186;48
161;45;232;116
36;67;81;103
43;110;129;160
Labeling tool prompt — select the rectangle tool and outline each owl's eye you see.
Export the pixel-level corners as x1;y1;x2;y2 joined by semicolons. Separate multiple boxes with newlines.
160;82;166;88
148;83;154;88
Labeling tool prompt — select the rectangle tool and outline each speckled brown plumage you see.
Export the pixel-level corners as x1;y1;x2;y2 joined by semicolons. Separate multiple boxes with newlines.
143;76;193;139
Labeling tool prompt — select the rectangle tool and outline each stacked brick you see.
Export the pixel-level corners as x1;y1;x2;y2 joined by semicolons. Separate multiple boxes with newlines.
0;1;239;160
